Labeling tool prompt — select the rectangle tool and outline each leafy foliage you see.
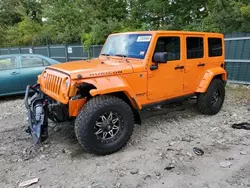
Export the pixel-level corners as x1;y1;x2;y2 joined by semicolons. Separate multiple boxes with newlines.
0;0;249;47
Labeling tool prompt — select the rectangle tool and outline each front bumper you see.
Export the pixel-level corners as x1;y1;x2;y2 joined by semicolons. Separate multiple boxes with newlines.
25;84;87;144
24;85;48;144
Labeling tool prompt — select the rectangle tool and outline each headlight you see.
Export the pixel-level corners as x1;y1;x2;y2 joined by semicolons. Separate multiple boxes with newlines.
43;72;47;79
65;78;70;88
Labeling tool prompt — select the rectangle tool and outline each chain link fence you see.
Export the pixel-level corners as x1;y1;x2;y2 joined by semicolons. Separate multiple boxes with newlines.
0;45;103;63
0;33;250;84
225;33;250;84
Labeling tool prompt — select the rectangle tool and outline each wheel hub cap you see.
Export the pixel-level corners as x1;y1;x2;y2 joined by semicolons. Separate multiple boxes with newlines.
94;111;121;141
211;90;219;106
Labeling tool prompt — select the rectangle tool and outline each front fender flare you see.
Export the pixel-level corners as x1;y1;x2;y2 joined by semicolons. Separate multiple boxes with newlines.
82;76;142;109
196;67;227;93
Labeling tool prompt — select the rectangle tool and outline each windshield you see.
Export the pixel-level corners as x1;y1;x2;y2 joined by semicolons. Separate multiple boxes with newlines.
100;34;152;59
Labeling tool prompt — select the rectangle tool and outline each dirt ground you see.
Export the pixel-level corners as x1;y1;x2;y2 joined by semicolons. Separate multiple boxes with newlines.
0;85;250;188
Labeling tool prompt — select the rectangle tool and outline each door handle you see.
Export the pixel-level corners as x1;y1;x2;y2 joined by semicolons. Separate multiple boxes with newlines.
197;63;205;67
11;71;20;75
175;65;184;70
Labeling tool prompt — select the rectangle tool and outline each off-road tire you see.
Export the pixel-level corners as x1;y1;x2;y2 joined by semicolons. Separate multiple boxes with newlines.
197;79;225;115
75;95;134;155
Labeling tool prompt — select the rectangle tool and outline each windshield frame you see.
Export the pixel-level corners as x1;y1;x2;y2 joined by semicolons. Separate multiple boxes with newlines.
100;33;152;60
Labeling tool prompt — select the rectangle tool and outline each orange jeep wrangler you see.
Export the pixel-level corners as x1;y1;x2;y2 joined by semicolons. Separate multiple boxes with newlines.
25;31;227;155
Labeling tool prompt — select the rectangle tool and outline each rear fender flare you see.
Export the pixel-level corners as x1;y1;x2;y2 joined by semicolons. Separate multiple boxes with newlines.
196;67;227;93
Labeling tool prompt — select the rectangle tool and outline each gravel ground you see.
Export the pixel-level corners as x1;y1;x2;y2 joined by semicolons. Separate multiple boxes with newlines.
0;85;250;188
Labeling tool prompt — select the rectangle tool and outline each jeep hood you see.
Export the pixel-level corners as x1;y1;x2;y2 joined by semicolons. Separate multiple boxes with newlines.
47;58;134;79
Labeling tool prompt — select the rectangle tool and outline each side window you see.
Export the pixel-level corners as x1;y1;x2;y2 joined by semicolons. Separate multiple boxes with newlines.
43;59;50;66
0;57;17;70
186;37;204;59
33;57;44;67
154;37;180;61
21;57;45;68
208;38;222;57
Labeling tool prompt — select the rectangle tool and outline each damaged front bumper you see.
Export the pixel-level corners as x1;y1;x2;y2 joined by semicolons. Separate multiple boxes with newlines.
24;85;48;145
25;84;87;145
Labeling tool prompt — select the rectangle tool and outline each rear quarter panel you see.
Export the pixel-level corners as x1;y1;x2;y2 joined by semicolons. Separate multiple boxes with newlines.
196;33;226;93
204;33;225;71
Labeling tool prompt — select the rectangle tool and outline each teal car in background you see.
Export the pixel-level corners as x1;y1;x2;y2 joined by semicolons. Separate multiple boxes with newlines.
0;54;59;96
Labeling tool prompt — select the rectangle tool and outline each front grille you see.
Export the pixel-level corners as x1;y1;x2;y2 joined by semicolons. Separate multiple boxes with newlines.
44;73;62;95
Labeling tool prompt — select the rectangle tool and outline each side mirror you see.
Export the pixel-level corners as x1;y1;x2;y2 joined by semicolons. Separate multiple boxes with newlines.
153;52;168;63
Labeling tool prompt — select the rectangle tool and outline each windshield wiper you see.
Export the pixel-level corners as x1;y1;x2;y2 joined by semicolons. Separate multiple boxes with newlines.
100;53;110;56
100;53;110;60
114;54;130;63
114;54;128;58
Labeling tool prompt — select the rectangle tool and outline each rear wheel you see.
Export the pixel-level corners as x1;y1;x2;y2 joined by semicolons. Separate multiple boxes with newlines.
197;79;225;115
75;95;134;155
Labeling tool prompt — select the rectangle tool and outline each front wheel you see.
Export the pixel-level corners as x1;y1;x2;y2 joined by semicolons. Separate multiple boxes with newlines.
197;79;225;115
75;95;134;155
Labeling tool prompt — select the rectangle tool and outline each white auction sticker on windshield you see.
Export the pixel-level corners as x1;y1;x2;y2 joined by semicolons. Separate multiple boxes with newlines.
137;36;152;42
140;51;145;55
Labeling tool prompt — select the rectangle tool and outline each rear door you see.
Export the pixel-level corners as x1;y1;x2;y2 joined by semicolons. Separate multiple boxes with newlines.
183;35;206;93
0;56;21;95
20;56;50;90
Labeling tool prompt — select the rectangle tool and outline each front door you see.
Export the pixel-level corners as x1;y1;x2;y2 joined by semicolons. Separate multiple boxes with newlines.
0;56;21;95
147;35;184;100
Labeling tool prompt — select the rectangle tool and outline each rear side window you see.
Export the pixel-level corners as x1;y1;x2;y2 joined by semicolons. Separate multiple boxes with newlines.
186;37;204;59
208;38;222;57
21;57;49;68
0;57;17;70
154;37;180;61
43;59;50;66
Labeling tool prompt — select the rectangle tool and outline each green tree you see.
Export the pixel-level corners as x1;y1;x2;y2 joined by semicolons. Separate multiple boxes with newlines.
42;0;85;44
0;0;21;25
0;0;250;47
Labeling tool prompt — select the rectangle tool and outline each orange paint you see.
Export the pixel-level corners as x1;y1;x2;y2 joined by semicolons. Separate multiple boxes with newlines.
37;30;226;115
69;98;86;117
196;67;227;93
39;69;70;104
